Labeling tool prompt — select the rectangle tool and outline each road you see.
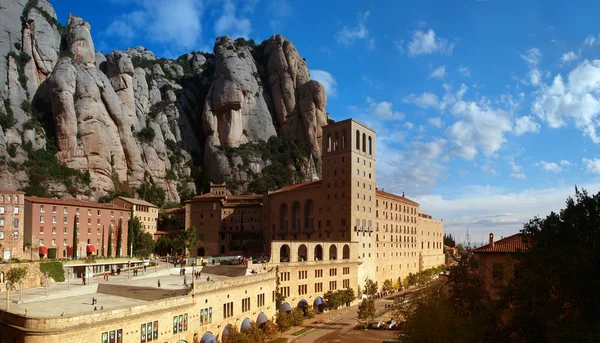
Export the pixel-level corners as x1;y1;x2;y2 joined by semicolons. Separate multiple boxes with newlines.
293;298;400;343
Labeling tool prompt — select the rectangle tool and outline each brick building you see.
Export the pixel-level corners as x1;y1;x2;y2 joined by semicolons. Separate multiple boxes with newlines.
0;191;25;260
24;197;130;259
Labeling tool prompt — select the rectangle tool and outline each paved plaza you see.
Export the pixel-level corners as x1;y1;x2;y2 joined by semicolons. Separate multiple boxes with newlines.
0;261;226;317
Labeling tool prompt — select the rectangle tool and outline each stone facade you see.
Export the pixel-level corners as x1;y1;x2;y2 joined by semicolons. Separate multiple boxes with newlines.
0;191;25;260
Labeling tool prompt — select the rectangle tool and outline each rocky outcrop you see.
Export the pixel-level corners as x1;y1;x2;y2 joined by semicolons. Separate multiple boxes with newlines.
264;35;328;168
1;0;329;200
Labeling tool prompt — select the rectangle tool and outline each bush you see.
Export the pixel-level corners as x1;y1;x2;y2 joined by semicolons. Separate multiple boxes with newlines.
7;267;28;285
0;99;16;130
136;126;155;144
7;144;17;158
39;261;65;282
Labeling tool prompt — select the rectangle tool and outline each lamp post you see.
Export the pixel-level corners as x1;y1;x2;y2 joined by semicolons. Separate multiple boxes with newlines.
5;281;11;311
44;272;48;296
128;261;130;280
19;280;22;302
154;258;157;273
67;269;71;290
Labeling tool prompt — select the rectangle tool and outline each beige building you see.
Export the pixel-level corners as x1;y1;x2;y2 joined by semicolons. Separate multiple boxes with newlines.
0;191;25;260
474;233;525;298
113;197;159;236
418;210;444;269
0;240;362;342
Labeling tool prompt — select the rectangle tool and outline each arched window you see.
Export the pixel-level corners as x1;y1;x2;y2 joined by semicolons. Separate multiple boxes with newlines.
342;244;350;259
314;244;323;261
334;131;339;151
355;130;360;150
280;244;290;262
368;136;372;155
327;133;332;152
298;244;307;261
362;133;366;152
342;130;347;149
329;245;337;260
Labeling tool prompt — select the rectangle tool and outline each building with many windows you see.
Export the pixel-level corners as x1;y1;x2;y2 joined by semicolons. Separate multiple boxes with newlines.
0;190;25;260
24;197;130;258
185;119;444;288
113;197;158;236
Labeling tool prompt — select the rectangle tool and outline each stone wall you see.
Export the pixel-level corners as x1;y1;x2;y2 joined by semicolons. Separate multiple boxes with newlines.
0;262;55;290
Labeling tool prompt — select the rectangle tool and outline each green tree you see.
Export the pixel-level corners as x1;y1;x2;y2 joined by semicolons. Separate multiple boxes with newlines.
107;228;113;257
72;216;78;259
500;188;600;342
155;235;173;255
303;304;315;318
357;298;375;325
382;279;394;293
173;226;198;256
128;216;141;256
6;267;27;288
275;266;285;311
364;278;378;298
275;311;292;332
116;218;123;257
134;232;155;258
291;307;304;327
343;287;356;306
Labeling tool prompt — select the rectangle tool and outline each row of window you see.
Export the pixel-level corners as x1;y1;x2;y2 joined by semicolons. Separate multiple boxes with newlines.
376;264;417;272
0;232;18;239
39;238;100;246
0;219;19;228
0;195;19;203
39;206;126;218
281;268;348;281
0;206;18;215
376;251;418;258
40;227;102;235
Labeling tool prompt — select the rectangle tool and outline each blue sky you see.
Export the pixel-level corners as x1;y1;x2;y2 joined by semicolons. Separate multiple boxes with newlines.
50;0;600;243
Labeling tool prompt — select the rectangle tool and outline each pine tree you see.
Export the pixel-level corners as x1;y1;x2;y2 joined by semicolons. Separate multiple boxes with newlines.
107;227;113;257
72;216;78;259
116;218;123;257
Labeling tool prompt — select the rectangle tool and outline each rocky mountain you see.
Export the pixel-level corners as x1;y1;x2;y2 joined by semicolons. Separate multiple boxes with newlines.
0;0;329;205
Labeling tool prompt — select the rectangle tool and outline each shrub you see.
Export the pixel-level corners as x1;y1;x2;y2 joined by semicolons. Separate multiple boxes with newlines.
0;99;16;130
136;126;155;144
7;267;28;284
7;144;17;158
39;261;65;282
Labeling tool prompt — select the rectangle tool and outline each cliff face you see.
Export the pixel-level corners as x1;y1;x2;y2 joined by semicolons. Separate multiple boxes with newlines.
0;0;329;202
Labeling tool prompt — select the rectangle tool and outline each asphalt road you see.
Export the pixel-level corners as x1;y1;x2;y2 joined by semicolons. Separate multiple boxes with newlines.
293;298;400;343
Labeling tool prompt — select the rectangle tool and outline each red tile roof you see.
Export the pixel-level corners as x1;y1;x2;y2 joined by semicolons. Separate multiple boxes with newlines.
375;189;419;206
474;233;526;253
25;196;124;210
227;194;263;200
116;196;158;208
271;180;321;194
186;193;226;202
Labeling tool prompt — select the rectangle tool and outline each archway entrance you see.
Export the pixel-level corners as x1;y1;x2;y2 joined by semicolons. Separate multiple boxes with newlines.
200;332;217;343
313;297;324;313
197;247;205;257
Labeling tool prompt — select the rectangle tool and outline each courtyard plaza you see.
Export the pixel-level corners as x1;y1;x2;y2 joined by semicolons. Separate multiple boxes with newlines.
0;260;223;317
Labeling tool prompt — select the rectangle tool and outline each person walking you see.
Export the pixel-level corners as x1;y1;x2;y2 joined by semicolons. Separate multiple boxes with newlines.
158;279;161;288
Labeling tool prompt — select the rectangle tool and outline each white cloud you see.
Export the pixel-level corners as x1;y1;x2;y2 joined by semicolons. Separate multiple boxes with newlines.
514;115;541;135
560;160;573;166
532;59;600;143
538;161;562;172
585;34;599;46
310;70;338;97
445;100;513;160
403;92;439;109
404;122;415;129
365;97;405;120
268;0;293;32
561;51;578;63
528;69;542;85
416;184;600;241
215;0;252;38
521;47;542;67
407;29;454;57
103;0;203;53
583;158;600;173
335;11;373;48
377;138;447;196
428;117;443;128
429;65;446;79
459;66;471;77
510;172;526;179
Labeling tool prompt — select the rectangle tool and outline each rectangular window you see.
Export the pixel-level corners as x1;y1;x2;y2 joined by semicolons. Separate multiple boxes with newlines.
314;282;323;293
0;219;4;227
13;231;18;238
40;239;44;245
52;206;56;214
63;239;67;246
199;234;204;241
63;227;68;234
13;219;19;227
52;239;56;246
52;227;57;234
241;297;251;312
329;280;337;291
257;293;265;307
63;217;67;224
223;302;234;319
329;268;337;276
13;206;18;214
40;215;44;223
88;209;91;216
343;279;350;289
63;207;67;214
40;205;44;213
52;216;56;224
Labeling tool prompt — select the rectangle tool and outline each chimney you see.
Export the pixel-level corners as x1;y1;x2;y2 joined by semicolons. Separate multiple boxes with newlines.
402;192;405;197
489;233;494;248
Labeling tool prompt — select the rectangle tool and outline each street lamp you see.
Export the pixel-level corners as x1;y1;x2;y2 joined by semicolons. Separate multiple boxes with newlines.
19;280;22;302
44;272;48;296
128;261;130;280
5;281;11;311
67;269;71;290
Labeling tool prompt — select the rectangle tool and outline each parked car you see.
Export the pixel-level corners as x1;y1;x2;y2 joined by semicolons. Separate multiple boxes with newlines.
386;320;398;329
371;321;385;329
